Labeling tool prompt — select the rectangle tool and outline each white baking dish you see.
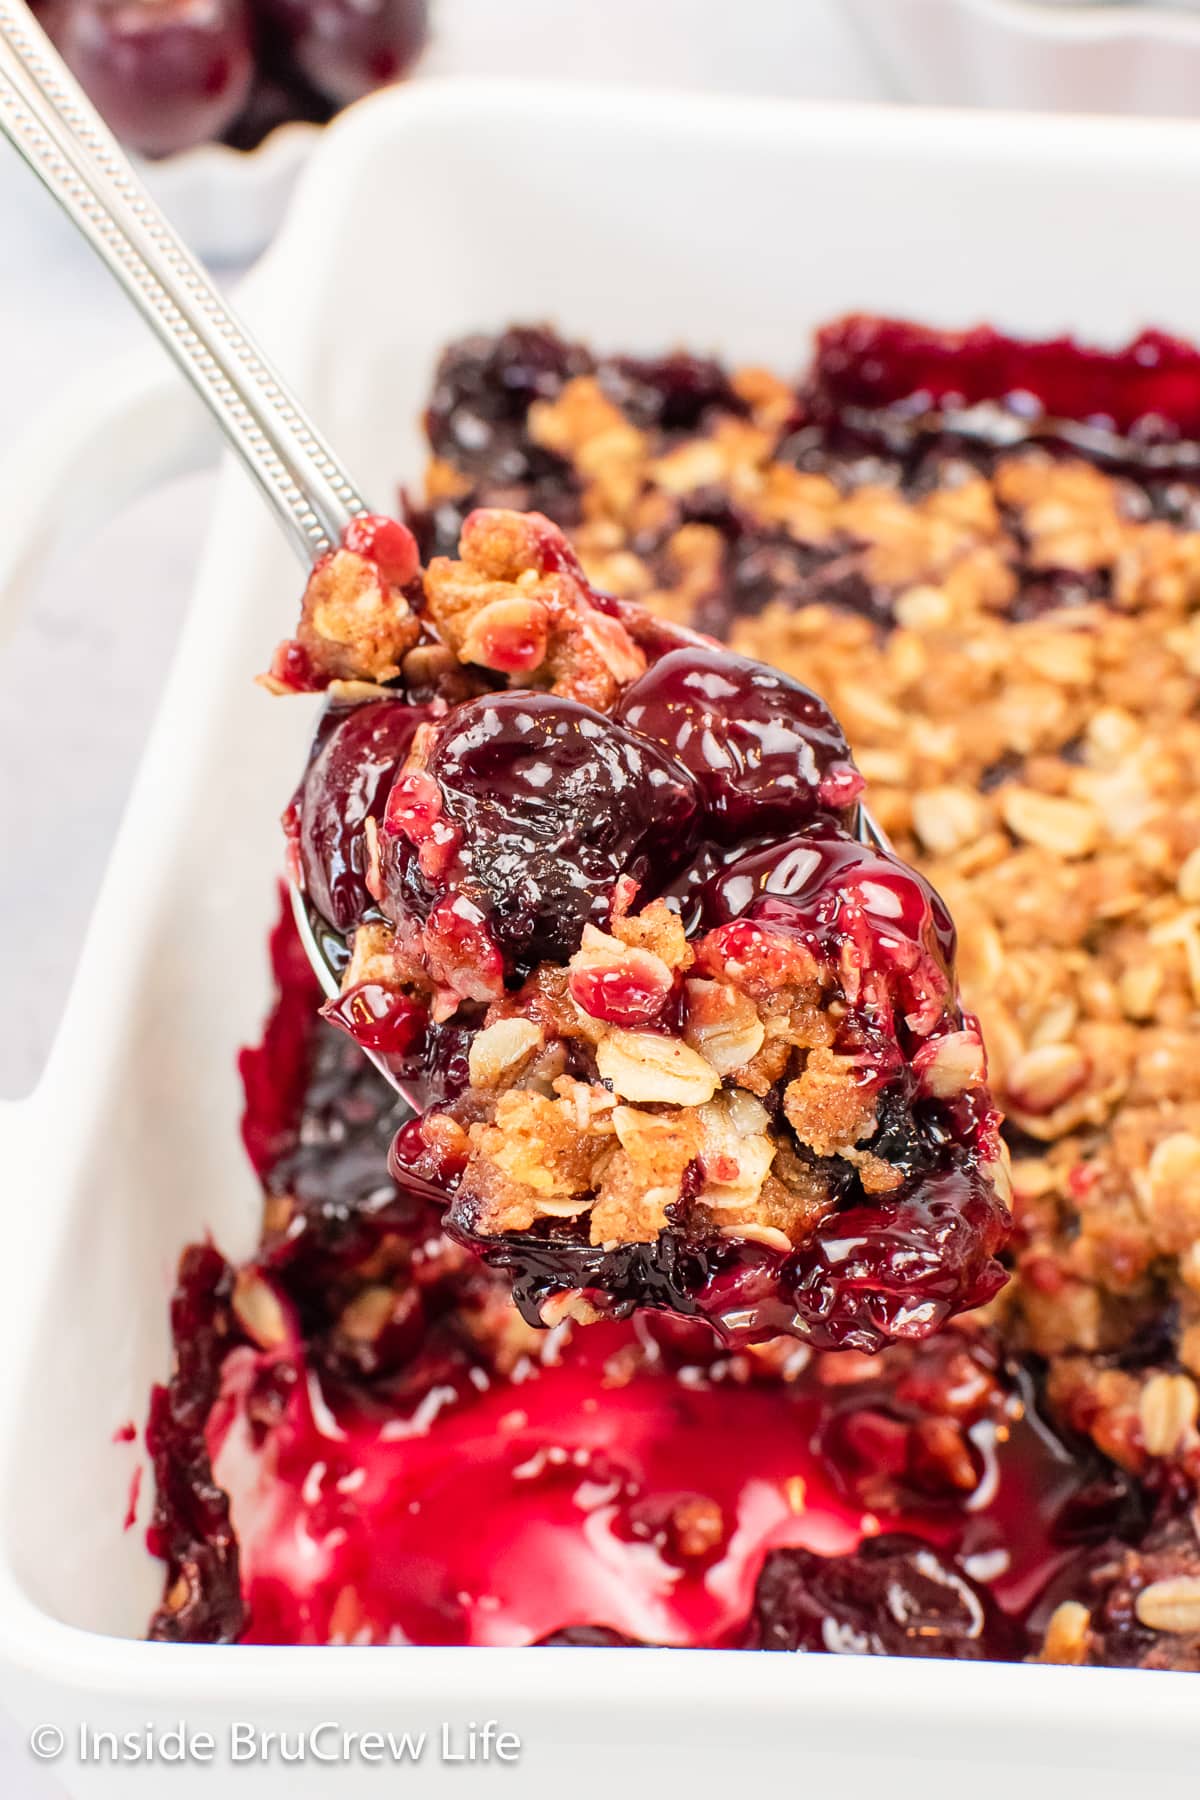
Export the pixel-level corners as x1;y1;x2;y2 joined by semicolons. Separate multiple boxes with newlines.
3;80;1200;1799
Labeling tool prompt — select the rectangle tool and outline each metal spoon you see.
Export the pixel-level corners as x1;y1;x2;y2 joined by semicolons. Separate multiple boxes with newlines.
0;0;891;1101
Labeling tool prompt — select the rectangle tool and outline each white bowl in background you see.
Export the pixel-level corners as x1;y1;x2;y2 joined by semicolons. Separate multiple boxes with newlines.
132;120;318;265
3;79;1200;1800
846;0;1200;113
0;101;318;265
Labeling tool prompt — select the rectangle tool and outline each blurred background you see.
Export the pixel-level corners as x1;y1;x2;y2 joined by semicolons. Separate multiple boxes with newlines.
4;0;1200;1101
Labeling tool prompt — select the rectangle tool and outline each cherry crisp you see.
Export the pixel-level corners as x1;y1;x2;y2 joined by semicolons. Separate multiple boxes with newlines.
265;494;1010;1351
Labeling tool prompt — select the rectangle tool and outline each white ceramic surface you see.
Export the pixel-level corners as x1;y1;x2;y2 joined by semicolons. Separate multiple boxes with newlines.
4;79;1200;1799
846;0;1200;112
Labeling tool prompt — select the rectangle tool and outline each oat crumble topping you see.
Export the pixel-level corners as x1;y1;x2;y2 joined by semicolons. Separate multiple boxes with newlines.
406;321;1200;1519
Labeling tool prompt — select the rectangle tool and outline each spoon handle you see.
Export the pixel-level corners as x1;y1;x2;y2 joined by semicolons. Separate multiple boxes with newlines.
0;0;367;562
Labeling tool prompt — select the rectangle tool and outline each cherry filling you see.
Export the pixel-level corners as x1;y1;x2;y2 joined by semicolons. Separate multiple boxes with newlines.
377;691;702;976
208;1324;1090;1651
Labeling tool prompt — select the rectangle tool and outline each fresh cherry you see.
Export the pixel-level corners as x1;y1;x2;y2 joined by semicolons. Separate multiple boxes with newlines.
614;647;862;843
256;0;427;107
49;0;255;158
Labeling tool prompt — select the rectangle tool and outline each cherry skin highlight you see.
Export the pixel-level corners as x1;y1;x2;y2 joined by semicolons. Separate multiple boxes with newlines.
379;691;702;975
615;646;863;842
295;699;432;937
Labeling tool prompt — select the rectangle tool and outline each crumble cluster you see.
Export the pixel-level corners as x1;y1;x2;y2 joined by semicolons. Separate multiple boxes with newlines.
444;891;990;1259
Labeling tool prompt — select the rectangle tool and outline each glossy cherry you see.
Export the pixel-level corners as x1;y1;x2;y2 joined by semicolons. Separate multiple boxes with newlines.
615;646;862;841
751;1535;1023;1658
781;1175;1011;1353
699;823;958;1035
379;691;702;974
294;699;431;936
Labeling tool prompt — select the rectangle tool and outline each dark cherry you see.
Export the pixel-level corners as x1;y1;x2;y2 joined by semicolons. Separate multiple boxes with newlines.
696;826;958;1056
600;351;742;434
256;0;427;106
295;699;431;936
750;1535;1024;1659
411;329;594;558
49;0;254;158
701;823;957;1003
703;823;953;951
388;1114;470;1209
379;691;701;974
614;647;863;843
782;1175;1010;1353
424;328;594;478
320;986;477;1116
